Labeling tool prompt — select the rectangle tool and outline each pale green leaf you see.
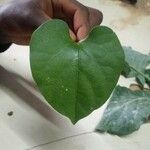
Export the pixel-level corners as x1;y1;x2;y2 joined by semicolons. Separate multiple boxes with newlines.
122;46;150;86
96;86;150;135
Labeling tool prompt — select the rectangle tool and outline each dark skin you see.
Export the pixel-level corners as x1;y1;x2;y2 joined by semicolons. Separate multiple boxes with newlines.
0;0;103;45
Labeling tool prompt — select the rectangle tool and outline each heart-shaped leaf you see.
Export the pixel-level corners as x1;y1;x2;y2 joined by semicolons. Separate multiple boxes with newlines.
30;19;124;123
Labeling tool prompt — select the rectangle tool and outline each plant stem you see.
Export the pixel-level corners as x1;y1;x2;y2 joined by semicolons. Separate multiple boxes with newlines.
129;65;150;81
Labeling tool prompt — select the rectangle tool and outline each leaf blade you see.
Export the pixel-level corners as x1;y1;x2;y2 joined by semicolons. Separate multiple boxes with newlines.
30;19;125;123
122;46;150;86
96;86;150;135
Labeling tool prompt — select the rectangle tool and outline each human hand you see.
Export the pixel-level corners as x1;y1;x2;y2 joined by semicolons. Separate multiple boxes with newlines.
0;0;103;45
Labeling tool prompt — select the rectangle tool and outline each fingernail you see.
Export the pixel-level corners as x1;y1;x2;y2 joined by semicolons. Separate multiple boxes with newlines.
69;29;77;41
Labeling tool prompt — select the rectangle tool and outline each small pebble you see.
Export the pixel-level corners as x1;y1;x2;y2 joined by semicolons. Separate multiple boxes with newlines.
7;111;13;116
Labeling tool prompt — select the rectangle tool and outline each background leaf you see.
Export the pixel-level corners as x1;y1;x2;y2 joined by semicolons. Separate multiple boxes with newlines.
30;19;124;123
96;86;150;135
122;46;150;86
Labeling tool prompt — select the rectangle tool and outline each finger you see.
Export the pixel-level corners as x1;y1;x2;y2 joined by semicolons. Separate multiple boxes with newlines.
73;7;90;41
73;4;91;41
88;8;103;28
55;0;90;41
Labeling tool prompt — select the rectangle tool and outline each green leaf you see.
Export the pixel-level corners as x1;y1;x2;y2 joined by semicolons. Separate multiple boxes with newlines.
122;46;150;86
145;69;150;86
30;19;124;123
96;86;150;135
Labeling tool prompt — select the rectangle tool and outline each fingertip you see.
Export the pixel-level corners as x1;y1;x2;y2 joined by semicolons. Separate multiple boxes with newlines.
69;29;77;41
77;25;89;41
96;10;103;25
88;8;103;27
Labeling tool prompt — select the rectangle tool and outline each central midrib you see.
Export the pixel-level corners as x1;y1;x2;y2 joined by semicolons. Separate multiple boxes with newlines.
75;44;80;123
